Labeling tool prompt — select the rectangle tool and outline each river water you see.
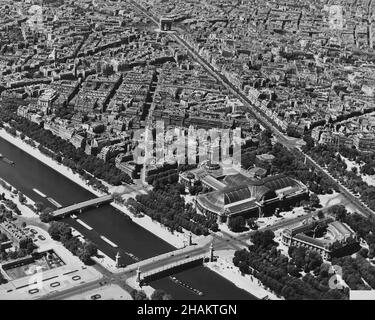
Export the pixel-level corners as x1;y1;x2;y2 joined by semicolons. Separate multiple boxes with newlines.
0;137;255;300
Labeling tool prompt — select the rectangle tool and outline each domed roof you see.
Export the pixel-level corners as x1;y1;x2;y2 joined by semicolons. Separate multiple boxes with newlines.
196;174;306;216
198;190;226;214
197;183;274;215
223;184;271;204
262;175;302;191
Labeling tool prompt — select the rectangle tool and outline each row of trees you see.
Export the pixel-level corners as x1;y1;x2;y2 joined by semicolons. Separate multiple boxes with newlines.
147;164;198;189
0;104;132;188
126;184;217;236
305;143;375;211
251;230;277;249
228;217;267;233
151;172;179;190
271;143;336;195
0;245;34;262
0;204;16;221
0;179;12;192
185;203;218;232
130;289;172;300
48;222;98;265
1;197;21;215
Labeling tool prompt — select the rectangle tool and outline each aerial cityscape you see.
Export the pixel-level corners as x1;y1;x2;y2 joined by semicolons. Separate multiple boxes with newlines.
0;0;375;304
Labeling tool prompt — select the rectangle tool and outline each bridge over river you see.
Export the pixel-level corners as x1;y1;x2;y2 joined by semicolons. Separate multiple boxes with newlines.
51;194;113;219
119;237;215;286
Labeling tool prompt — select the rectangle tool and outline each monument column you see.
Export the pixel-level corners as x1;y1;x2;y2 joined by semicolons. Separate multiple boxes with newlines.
115;252;121;268
136;267;141;283
209;243;214;262
188;232;193;246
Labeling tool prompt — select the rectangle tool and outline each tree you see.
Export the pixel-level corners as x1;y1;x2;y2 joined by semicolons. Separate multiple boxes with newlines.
228;216;246;232
330;240;343;251
328;205;347;221
42;207;54;214
26;242;35;255
34;201;45;212
17;248;27;259
359;248;369;258
260;129;272;148
83;242;98;257
303;134;315;151
0;233;8;242
305;250;323;272
9;250;18;260
18;192;26;204
151;289;168;300
48;222;62;240
251;230;275;249
131;289;148;300
361;163;375;175
317;211;325;219
300;200;310;209
289;246;306;269
64;237;81;255
40;210;52;223
113;193;123;204
309;193;320;208
79;250;92;265
163;294;172;300
247;218;257;229
287;264;301;277
48;221;71;241
210;222;219;232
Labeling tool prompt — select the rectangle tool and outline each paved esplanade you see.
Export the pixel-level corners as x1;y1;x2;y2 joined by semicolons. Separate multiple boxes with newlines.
51;194;113;218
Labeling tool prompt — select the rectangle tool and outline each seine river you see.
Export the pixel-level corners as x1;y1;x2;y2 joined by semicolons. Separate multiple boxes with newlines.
0;137;255;300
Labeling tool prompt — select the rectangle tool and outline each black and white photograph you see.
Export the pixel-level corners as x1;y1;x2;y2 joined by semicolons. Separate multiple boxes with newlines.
0;0;374;310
